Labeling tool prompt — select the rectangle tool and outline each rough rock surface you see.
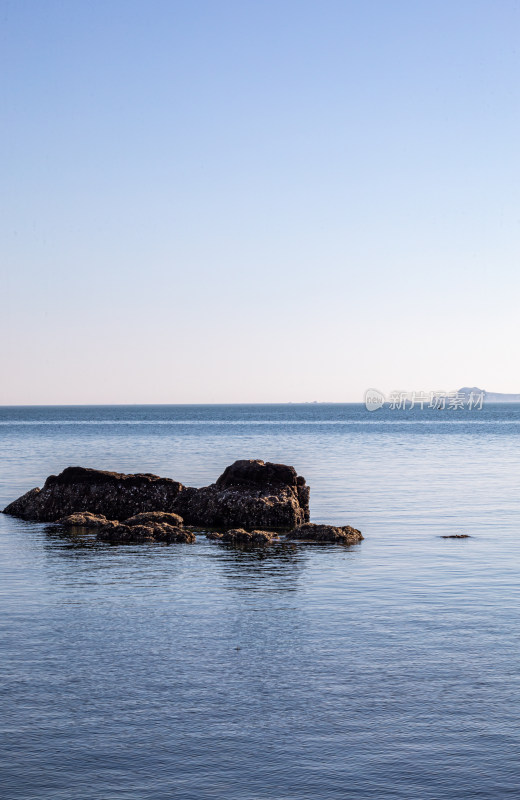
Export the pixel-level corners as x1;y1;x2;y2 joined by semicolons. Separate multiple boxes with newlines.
288;522;363;544
122;511;184;527
174;460;309;529
97;520;195;544
3;460;310;531
3;467;184;522
57;512;117;529
219;528;279;545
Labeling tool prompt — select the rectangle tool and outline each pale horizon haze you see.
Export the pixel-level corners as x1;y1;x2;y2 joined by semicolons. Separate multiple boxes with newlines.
1;0;519;404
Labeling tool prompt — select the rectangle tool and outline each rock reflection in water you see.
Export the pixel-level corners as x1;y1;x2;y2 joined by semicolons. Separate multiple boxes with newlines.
209;538;307;594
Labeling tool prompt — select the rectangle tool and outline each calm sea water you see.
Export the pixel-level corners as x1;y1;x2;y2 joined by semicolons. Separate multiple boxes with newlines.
2;403;520;799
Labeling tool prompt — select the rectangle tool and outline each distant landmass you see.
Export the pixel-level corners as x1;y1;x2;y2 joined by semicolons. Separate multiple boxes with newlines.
459;387;520;403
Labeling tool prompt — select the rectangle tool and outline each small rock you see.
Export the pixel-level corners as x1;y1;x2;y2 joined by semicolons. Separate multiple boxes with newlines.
250;529;280;544
152;523;195;543
441;534;470;539
57;512;117;529
97;520;195;544
97;524;142;543
123;511;184;527
221;528;279;545
288;523;363;544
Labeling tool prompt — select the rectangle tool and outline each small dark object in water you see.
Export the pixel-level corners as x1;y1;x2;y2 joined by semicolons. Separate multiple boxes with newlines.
440;534;470;539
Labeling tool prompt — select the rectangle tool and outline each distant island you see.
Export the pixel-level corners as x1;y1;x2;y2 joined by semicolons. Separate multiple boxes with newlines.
459;387;520;403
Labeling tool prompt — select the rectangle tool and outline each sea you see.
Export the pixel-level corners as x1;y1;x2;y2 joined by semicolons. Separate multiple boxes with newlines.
1;403;520;799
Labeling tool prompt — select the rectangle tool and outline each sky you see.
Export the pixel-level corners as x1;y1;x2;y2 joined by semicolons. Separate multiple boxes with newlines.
1;0;519;403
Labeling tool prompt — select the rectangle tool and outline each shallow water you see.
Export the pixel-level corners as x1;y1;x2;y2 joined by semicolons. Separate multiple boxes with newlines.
1;404;520;799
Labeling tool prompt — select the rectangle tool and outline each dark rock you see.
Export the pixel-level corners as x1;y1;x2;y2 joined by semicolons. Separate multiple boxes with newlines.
221;528;279;545
57;512;117;529
288;522;363;544
3;459;309;531
97;524;154;543
249;529;280;544
3;467;184;522
123;511;184;527
4;488;42;518
216;460;298;490
205;531;224;540
97;519;195;544
441;534;470;539
173;460;309;529
147;523;194;543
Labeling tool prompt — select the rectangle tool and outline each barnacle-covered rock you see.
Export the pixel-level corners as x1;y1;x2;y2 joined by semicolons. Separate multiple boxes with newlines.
122;511;184;527
4;460;310;532
97;521;195;544
288;523;363;545
221;528;279;545
57;512;117;529
3;467;183;522
173;460;309;530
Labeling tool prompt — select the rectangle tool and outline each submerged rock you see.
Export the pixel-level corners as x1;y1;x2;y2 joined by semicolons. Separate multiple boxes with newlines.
57;512;117;529
3;467;183;522
288;522;363;545
3;459;309;531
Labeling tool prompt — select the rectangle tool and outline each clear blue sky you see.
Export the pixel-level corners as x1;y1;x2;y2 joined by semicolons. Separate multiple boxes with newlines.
1;0;519;403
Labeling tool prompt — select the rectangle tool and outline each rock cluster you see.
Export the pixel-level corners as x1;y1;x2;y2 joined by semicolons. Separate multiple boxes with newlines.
97;522;194;545
3;460;363;548
206;525;363;546
3;460;309;530
59;510;194;544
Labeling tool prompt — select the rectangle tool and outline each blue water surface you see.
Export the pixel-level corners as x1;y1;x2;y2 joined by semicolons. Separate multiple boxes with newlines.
1;404;519;799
